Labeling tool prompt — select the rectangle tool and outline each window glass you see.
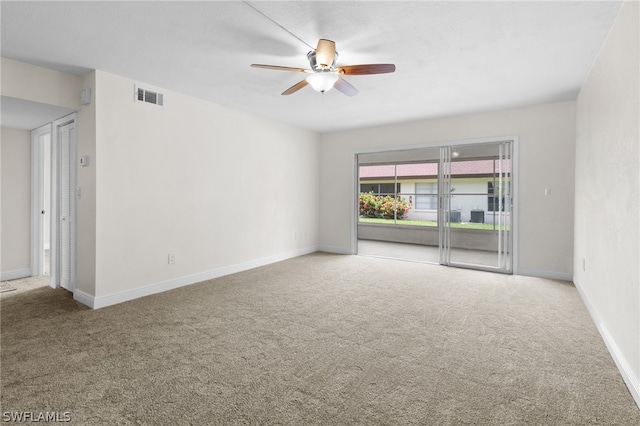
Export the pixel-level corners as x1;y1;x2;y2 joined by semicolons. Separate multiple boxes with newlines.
415;182;437;209
360;183;400;195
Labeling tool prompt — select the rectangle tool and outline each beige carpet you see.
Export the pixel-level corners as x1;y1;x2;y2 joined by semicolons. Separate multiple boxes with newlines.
1;252;638;425
0;282;16;293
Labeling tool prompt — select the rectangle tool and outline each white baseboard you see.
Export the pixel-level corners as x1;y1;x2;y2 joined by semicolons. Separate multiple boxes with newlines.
1;268;31;281
574;279;640;409
73;289;95;308
517;268;573;282
76;246;319;310
317;245;354;255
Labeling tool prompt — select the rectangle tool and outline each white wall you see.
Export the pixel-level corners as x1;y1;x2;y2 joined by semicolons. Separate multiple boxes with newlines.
320;101;576;279
574;1;639;406
0;61;320;306
91;71;320;303
1;57;81;110
1;127;31;279
75;72;97;296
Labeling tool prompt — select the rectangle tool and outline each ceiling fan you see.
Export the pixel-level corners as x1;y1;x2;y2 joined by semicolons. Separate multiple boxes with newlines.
251;39;396;96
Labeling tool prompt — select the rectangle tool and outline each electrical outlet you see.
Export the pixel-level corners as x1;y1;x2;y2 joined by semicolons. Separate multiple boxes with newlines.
168;253;176;265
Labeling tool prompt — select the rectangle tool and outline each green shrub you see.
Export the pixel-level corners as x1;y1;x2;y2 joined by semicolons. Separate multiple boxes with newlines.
359;192;410;219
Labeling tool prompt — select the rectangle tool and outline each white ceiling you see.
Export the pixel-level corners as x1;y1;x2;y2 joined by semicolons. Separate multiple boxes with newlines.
1;1;622;133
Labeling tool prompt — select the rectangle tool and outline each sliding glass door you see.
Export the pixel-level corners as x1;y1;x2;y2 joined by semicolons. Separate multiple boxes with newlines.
439;141;513;273
357;140;513;274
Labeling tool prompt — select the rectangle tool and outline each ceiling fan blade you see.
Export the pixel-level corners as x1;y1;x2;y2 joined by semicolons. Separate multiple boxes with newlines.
334;77;358;97
315;39;336;69
251;64;309;73
281;79;309;95
337;64;396;75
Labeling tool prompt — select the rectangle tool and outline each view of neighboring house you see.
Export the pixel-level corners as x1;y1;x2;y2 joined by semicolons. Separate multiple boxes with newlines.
359;160;511;224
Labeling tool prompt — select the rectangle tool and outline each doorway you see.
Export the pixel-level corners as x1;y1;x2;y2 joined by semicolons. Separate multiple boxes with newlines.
356;139;515;274
30;114;77;290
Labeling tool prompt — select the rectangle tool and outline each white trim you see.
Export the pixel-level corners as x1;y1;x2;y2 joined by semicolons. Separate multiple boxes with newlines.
50;119;59;288
72;289;95;309
1;269;32;281
574;280;640;409
351;153;359;255
511;136;520;275
76;247;319;309
517;269;573;282
318;245;353;255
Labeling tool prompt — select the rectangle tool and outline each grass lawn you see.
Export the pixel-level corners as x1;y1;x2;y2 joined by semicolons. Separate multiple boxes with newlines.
358;217;509;231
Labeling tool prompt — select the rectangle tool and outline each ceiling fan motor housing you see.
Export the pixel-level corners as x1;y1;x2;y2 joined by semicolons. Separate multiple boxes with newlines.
307;50;338;71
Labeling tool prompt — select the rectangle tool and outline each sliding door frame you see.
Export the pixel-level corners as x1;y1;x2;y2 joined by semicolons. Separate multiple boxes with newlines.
353;136;519;275
441;140;515;274
438;146;452;266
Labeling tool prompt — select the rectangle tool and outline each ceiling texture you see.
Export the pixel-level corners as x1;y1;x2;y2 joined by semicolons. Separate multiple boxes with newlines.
1;1;622;133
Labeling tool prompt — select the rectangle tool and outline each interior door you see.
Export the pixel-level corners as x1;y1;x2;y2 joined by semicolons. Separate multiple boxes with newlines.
440;141;513;273
30;125;52;277
57;120;76;290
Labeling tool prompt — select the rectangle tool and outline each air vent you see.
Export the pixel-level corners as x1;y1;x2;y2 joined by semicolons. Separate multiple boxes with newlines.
135;86;164;106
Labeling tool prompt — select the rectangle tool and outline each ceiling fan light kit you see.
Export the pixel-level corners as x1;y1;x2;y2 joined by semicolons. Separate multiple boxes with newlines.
251;38;395;96
306;72;339;93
